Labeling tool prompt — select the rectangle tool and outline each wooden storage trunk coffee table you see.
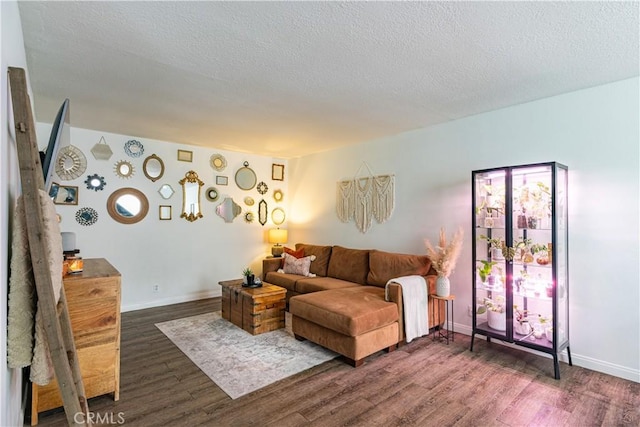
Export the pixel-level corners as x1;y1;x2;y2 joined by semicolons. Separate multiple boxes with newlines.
219;279;286;335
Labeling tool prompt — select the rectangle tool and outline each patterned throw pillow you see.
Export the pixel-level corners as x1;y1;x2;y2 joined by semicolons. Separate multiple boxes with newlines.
282;252;313;276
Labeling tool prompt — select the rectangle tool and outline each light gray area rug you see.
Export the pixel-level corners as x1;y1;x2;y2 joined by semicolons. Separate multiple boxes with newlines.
155;312;337;399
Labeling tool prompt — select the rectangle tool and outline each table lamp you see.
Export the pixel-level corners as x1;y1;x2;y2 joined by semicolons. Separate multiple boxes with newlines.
268;228;288;257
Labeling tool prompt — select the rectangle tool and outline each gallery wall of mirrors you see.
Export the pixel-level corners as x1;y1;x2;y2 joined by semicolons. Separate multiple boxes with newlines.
46;132;288;230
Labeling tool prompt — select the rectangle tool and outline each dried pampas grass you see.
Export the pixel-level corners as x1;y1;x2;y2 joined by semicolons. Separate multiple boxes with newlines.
425;227;464;278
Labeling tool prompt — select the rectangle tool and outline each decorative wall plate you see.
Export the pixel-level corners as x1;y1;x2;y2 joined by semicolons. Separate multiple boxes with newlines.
124;139;144;158
210;154;227;171
273;189;283;202
55;145;87;181
75;207;98;226
244;196;254;206
257;181;268;195
244;212;254;223
114;160;134;178
91;136;113;160
85;174;106;191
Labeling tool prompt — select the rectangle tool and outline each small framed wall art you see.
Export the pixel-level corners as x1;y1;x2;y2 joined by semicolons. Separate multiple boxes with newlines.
159;205;172;220
272;163;285;181
177;149;193;162
216;175;228;186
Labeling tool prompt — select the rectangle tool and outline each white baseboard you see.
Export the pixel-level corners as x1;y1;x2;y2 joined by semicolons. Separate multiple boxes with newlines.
121;290;220;313
453;322;639;383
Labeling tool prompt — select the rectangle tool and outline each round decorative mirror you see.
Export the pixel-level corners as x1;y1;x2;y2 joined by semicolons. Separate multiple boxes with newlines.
244;196;254;206
205;187;219;202
55;145;87;181
114;160;134;179
210;154;227;172
106;187;149;224
143;154;164;182
273;189;283;202
124;139;144;158
85;174;106;191
235;161;257;190
256;181;268;195
272;207;286;225
158;184;174;199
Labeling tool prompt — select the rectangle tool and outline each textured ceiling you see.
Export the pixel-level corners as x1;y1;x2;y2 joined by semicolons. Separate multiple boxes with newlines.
18;1;639;159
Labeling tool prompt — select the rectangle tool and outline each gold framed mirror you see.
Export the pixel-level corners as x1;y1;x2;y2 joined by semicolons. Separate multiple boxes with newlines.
235;161;257;190
179;170;204;222
272;207;286;225
273;189;283;202
114;160;134;179
143;154;165;182
106;187;149;224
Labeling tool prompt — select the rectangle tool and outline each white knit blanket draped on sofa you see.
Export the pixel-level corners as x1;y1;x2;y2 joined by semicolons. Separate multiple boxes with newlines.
7;190;63;385
385;275;428;343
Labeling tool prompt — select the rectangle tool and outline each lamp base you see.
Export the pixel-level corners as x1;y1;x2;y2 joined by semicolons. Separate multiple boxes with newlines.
271;245;284;257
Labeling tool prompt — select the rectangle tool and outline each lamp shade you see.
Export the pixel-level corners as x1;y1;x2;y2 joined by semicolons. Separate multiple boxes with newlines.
268;228;288;244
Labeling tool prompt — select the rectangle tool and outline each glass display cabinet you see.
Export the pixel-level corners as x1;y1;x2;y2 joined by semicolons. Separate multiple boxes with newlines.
470;162;571;379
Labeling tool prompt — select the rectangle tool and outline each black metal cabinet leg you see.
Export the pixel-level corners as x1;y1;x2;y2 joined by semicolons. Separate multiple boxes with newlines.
554;353;560;380
567;346;573;366
470;332;475;351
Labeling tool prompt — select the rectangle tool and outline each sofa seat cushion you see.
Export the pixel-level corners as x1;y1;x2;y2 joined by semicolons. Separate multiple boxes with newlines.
295;244;332;276
367;250;433;287
294;277;361;294
264;271;301;292
327;246;370;285
289;287;398;337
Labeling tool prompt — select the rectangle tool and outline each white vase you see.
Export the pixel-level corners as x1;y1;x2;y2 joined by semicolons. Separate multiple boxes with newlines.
487;310;506;331
436;276;450;297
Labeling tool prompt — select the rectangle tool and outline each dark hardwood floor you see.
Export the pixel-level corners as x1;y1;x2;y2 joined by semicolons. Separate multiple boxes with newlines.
33;298;640;426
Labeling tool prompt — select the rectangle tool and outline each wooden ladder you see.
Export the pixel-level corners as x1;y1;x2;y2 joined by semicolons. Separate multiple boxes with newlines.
8;67;90;426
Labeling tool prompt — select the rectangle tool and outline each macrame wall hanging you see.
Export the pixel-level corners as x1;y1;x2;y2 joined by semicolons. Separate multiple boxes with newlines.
336;162;395;233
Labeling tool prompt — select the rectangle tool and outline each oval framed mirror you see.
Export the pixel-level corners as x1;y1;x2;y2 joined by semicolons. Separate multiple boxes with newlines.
143;154;164;182
179;170;204;222
158;184;175;199
272;207;286;225
215;197;242;223
235;161;257;190
205;187;219;202
114;160;134;179
106;187;149;224
273;189;283;202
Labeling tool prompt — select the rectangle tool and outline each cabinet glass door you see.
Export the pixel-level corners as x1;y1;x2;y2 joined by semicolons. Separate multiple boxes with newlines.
511;164;554;348
473;169;508;340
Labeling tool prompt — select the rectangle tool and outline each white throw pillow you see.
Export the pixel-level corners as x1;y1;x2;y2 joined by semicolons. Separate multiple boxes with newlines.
282;253;314;276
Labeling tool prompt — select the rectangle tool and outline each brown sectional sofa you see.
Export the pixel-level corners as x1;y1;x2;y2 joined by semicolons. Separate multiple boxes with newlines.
262;243;444;366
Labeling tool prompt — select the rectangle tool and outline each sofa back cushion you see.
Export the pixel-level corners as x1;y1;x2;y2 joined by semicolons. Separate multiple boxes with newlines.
295;243;332;276
367;250;433;287
327;246;370;285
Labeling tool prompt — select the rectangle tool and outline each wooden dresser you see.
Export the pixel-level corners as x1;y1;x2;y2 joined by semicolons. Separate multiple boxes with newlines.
31;258;121;425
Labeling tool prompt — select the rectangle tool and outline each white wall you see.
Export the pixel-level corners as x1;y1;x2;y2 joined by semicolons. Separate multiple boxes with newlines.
288;77;640;382
35;125;288;312
1;1;30;425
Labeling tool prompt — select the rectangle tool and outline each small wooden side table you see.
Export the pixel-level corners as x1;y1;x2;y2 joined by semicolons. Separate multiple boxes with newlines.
219;279;286;335
430;294;455;344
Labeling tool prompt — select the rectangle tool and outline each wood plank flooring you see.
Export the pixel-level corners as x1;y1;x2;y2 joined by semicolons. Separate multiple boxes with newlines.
32;298;640;426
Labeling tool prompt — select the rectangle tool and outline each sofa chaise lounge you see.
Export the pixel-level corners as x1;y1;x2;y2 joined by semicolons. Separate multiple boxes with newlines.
262;244;444;366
